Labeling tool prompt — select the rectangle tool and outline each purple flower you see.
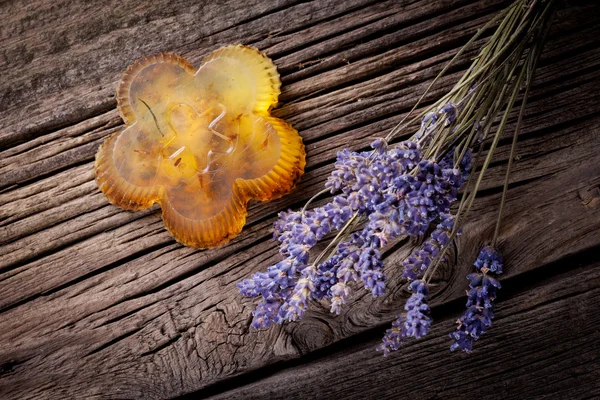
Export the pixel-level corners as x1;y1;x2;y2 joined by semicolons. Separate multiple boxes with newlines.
377;279;432;355
251;297;286;328
312;256;340;300
326;139;423;214
449;307;495;353
441;102;458;125
474;245;504;274
404;280;432;339
361;269;386;297
450;246;503;353
402;213;455;281
416;103;461;142
465;272;501;309
273;198;354;268
331;226;387;297
237;259;297;299
357;247;385;293
240;140;471;329
283;270;315;321
377;315;407;356
335;234;363;283
391;150;470;237
330;282;352;314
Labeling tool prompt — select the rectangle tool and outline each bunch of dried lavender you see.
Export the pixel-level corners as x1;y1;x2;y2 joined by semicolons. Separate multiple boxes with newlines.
238;0;556;355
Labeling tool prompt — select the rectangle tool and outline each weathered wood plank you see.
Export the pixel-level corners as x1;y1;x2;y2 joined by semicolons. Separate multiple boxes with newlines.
0;0;599;399
0;0;379;146
1;115;598;398
201;258;600;400
1;11;597;265
1;38;598;304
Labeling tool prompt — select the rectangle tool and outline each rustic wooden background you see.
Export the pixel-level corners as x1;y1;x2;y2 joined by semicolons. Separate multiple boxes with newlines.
1;0;599;398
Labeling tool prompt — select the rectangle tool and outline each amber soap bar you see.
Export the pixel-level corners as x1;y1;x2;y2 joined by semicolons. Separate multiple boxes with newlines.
95;45;306;248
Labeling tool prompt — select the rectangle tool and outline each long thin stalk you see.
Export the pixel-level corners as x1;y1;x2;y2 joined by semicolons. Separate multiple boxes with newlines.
424;57;529;284
491;7;554;246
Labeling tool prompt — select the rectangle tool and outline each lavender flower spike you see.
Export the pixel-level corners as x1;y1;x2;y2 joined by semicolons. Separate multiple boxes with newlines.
450;246;503;353
330;282;352;314
404;280;432;339
283;271;315;321
377;315;407;356
402;213;455;281
377;279;432;356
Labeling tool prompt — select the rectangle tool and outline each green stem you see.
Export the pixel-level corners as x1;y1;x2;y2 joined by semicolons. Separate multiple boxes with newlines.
491;4;555;246
491;71;529;247
424;54;528;284
384;1;518;142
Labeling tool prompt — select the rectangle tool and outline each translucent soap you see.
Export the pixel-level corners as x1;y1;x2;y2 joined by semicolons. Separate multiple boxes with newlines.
95;46;306;248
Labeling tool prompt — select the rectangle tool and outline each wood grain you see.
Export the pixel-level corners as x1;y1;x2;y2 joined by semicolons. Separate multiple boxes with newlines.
201;257;600;400
0;0;599;398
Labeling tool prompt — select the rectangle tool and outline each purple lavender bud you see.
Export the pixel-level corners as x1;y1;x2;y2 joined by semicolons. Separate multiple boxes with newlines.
450;246;503;352
377;280;432;356
377;314;408;356
361;269;386;296
312;256;341;300
330;282;351;314
441;102;458;125
274;210;302;240
288;243;311;265
371;138;388;153
449;307;494;353
474;246;504;274
368;207;404;240
283;272;315;321
402;213;455;280
403;280;432;339
238;258;297;299
251;298;284;328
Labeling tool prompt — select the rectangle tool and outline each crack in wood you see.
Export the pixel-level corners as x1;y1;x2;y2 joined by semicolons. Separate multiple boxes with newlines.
0;0;599;398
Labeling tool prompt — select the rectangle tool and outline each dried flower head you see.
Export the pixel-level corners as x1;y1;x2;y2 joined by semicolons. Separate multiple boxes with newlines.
450;246;503;352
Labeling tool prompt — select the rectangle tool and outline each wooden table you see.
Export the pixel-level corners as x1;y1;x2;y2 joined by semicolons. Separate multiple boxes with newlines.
1;0;599;398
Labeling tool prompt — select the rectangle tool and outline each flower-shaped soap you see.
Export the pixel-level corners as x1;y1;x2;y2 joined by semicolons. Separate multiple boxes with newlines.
95;45;306;248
